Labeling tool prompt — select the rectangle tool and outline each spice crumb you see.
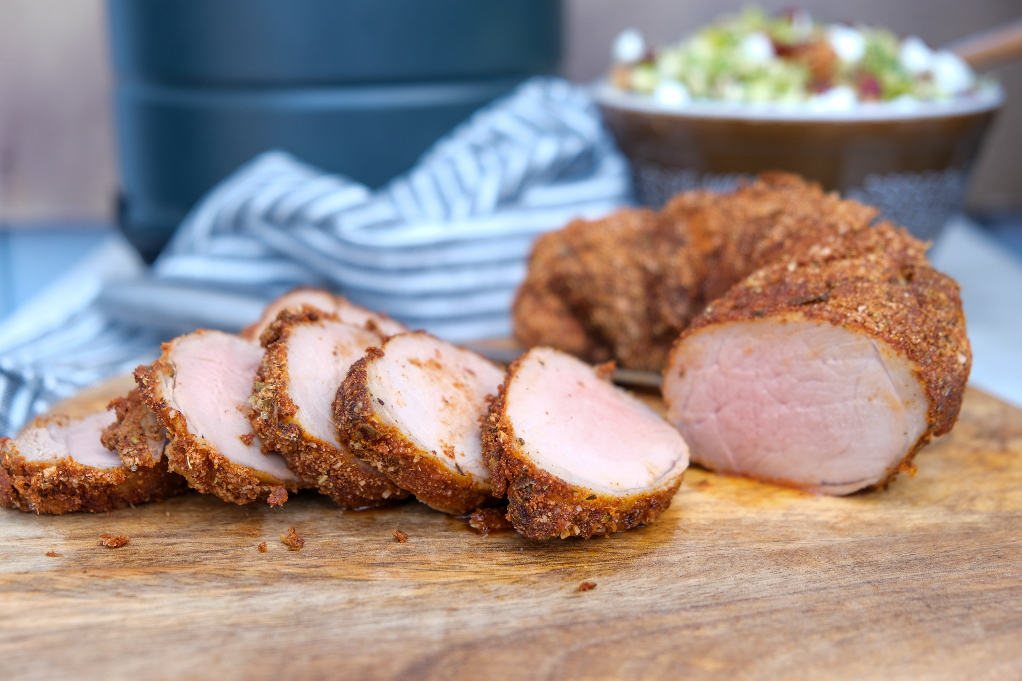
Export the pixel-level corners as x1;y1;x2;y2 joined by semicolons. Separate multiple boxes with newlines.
578;581;597;592
257;542;267;553
266;486;288;507
468;507;514;536
280;527;304;551
45;550;61;558
99;533;129;548
393;529;408;543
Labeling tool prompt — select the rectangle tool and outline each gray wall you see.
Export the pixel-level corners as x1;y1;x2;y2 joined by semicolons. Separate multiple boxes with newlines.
0;0;1018;222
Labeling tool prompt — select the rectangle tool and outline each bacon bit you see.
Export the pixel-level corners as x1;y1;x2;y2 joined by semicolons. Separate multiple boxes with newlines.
99;534;129;548
578;581;597;592
280;527;305;551
468;507;514;536
239;432;255;446
45;550;61;558
266;486;288;506
257;542;267;553
857;74;882;101
393;529;408;543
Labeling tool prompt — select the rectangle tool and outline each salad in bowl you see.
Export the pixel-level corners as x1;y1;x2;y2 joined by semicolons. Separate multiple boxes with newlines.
596;7;1004;239
606;6;1000;115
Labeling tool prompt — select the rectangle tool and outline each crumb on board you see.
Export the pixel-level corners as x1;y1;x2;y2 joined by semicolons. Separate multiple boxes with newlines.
280;527;304;551
99;534;129;548
468;506;514;536
578;581;597;592
45;550;61;558
267;486;288;506
257;542;267;553
393;529;408;543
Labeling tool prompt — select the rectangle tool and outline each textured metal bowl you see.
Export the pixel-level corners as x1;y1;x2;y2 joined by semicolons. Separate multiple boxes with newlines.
596;81;1003;241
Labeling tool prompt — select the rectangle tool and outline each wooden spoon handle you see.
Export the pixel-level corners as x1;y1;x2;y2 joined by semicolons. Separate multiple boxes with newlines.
947;17;1022;70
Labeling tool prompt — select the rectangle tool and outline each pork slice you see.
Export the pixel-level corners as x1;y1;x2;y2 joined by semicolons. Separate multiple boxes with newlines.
243;286;407;341
662;255;970;495
251;307;409;508
484;347;689;539
0;412;185;514
136;330;302;505
336;331;504;514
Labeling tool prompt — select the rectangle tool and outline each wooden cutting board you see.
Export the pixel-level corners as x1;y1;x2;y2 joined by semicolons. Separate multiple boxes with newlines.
1;383;1020;680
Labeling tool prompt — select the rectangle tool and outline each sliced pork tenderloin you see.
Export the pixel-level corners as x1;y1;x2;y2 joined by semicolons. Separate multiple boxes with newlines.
484;347;689;539
250;306;409;508
336;332;505;515
135;330;303;505
102;388;167;470
0;412;185;514
662;254;970;495
243;286;407;341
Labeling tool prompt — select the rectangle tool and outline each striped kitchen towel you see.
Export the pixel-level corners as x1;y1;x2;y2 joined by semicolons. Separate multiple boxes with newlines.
0;77;630;436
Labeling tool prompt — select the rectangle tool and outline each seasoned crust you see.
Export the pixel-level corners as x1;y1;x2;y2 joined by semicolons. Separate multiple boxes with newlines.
513;173;941;373
249;306;409;509
0;415;185;515
483;355;683;540
513;208;701;371
671;249;970;490
102;388;166;470
134;338;301;506
241;285;407;341
335;346;492;515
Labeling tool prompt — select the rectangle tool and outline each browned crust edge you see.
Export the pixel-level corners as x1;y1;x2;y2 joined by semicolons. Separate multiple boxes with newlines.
134;336;301;506
335;344;493;515
102;388;166;470
249;306;409;509
241;286;407;341
0;417;186;515
483;352;684;540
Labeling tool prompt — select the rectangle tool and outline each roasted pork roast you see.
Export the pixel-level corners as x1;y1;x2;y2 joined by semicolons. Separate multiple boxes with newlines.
662;251;970;495
250;306;409;508
135;330;302;505
484;348;689;539
515;173;971;495
0;412;184;514
336;331;505;514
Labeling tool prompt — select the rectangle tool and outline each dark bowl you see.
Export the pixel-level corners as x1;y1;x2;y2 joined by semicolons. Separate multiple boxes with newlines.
596;81;1003;241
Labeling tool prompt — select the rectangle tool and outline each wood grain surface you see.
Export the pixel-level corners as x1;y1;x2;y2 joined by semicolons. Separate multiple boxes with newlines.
1;386;1020;681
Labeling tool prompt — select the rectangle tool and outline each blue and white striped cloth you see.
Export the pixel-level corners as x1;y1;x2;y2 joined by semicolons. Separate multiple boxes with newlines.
0;78;630;436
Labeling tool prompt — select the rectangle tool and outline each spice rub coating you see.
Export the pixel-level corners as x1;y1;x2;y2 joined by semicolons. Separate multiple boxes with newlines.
242;286;407;342
101;388;167;470
135;331;302;506
484;348;688;540
249;306;409;509
0;414;185;515
335;332;504;515
512;173;935;372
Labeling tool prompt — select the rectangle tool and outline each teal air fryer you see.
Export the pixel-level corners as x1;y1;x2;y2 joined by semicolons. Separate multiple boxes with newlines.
109;0;563;260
